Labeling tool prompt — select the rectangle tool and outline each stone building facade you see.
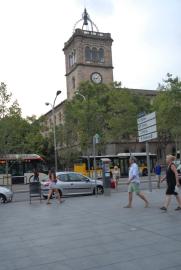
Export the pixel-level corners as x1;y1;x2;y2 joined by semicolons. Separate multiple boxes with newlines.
43;101;65;137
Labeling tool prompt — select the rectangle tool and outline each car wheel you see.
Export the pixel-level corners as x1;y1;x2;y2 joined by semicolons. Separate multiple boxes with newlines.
58;189;62;197
97;185;104;194
0;194;6;203
93;186;104;195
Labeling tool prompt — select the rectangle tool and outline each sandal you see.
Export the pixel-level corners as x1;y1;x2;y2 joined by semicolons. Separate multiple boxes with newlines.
46;201;51;204
59;199;65;204
175;206;181;211
160;206;167;211
145;202;149;208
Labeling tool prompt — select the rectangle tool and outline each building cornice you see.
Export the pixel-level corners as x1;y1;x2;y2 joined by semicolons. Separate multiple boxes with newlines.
65;63;113;76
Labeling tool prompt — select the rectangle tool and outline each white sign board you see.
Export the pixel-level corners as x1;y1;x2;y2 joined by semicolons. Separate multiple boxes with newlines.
138;125;157;137
139;132;158;143
137;112;157;142
138;118;156;131
137;112;156;125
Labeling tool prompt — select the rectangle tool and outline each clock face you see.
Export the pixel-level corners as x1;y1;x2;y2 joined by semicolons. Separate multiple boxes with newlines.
91;72;102;84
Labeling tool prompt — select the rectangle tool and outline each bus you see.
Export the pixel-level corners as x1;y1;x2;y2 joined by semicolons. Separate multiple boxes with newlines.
0;154;48;185
74;152;157;178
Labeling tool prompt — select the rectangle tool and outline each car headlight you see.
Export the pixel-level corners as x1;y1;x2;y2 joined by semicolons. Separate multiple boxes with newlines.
2;188;11;192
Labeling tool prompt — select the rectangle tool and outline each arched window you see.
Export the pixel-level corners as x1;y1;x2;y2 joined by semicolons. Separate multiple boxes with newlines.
69;54;73;67
85;46;91;61
69;50;76;67
92;47;98;61
73;49;76;64
98;48;104;63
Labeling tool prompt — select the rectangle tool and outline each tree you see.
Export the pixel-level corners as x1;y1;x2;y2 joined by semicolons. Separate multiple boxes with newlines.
0;82;47;157
63;81;151;155
0;82;12;118
0;82;22;118
153;73;181;158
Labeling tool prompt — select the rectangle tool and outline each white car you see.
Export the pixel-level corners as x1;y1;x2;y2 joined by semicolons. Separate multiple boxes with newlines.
41;172;104;198
0;186;13;203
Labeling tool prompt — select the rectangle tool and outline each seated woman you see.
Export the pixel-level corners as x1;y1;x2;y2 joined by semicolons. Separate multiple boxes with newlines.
46;168;62;204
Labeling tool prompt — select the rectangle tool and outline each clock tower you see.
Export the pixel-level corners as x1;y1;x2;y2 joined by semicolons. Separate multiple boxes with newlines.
63;9;114;100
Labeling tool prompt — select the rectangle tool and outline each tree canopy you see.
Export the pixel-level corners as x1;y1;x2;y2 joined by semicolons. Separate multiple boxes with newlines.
153;73;181;157
63;81;151;156
0;82;46;157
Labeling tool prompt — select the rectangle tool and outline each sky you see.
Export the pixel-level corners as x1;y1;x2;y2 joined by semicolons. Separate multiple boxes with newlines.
0;0;181;117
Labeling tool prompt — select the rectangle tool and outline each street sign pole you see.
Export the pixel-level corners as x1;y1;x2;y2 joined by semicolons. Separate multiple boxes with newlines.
93;136;97;196
93;134;100;197
137;112;157;192
146;142;152;192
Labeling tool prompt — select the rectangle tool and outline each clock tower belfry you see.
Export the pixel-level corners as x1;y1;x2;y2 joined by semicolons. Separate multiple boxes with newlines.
63;9;114;100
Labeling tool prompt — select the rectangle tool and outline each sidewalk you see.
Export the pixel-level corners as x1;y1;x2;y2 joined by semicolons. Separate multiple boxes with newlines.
1;189;181;270
11;175;158;192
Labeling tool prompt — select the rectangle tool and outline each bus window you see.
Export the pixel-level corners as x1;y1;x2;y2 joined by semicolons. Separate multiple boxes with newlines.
0;154;48;184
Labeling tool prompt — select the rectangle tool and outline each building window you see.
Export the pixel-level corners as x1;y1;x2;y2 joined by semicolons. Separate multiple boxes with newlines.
98;48;104;63
72;77;75;89
59;112;62;122
92;47;98;61
73;49;76;64
69;49;76;67
69;54;73;67
85;46;104;63
85;46;91;61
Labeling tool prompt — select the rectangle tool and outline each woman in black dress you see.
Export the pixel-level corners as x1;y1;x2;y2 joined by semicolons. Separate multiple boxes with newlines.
160;155;181;211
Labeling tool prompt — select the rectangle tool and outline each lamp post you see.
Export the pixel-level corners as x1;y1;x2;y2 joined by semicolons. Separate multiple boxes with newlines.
75;91;92;177
45;90;61;172
75;91;86;101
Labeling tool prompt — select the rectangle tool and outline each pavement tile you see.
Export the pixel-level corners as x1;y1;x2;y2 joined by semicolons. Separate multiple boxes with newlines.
1;189;181;270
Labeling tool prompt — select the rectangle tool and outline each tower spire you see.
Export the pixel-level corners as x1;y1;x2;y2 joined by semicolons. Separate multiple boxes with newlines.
73;8;99;33
83;8;88;26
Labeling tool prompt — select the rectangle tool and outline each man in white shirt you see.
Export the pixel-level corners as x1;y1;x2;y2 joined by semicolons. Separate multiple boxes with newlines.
124;156;149;208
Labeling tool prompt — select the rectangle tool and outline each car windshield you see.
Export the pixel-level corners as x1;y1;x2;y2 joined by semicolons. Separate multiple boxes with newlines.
56;174;65;181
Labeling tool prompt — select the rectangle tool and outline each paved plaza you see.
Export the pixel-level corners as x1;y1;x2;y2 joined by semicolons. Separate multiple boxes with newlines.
1;188;181;270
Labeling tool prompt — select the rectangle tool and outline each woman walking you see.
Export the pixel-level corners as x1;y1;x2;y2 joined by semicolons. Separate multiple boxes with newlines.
160;155;181;211
112;166;120;190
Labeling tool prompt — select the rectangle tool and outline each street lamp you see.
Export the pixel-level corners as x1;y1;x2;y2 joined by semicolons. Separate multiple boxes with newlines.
75;91;92;176
45;90;61;172
75;91;86;101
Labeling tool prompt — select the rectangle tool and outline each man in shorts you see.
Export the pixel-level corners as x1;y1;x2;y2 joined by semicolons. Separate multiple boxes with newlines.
124;156;149;208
